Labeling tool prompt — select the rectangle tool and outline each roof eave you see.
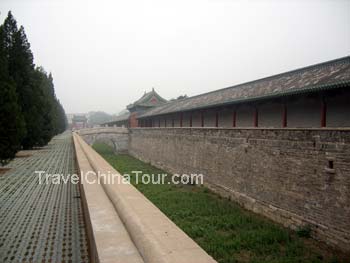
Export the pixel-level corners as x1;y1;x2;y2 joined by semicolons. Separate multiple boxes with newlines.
138;80;350;119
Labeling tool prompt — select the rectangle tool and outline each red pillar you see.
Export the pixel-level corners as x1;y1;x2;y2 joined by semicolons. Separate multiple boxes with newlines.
189;112;193;127
321;100;327;127
201;111;204;127
129;112;138;128
282;104;287;128
253;107;258;127
215;111;219;127
180;112;183;127
232;110;236;127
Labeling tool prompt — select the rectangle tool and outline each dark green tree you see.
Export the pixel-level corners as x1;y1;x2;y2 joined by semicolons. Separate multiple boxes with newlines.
0;11;66;157
0;24;25;165
33;67;54;145
56;100;67;134
46;73;66;135
6;20;42;148
2;11;17;55
15;27;42;148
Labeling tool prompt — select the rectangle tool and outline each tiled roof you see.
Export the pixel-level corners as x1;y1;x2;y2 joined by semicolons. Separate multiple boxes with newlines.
103;112;130;125
113;112;130;122
127;88;167;109
139;56;350;118
101;113;130;126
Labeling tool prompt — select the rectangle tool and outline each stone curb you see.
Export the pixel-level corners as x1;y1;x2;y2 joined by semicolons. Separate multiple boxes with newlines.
73;133;216;263
73;134;145;263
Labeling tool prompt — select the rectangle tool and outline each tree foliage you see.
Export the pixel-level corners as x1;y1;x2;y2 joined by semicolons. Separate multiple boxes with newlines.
88;111;113;126
0;24;25;165
0;11;67;165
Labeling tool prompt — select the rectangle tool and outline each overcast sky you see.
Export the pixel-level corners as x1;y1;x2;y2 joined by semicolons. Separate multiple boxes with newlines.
1;0;349;114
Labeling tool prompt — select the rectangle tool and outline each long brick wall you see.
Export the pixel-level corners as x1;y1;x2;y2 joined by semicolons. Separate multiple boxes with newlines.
129;128;350;252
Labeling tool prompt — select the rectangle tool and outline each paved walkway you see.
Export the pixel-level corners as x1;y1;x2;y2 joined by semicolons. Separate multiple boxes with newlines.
0;132;89;262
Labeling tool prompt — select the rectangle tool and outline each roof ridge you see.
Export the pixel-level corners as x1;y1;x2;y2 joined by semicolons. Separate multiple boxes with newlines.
128;88;168;109
140;56;350;114
182;55;350;102
139;56;350;118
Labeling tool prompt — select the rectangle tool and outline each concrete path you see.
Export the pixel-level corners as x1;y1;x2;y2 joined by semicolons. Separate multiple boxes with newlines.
0;132;89;262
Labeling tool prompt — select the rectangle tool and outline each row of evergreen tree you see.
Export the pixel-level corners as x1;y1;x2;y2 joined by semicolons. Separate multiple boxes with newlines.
0;11;67;165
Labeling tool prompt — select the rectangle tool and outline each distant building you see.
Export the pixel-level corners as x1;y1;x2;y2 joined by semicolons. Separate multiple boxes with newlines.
103;88;167;128
72;115;88;129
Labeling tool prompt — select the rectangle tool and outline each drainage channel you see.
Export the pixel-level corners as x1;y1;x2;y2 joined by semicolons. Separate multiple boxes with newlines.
0;132;90;263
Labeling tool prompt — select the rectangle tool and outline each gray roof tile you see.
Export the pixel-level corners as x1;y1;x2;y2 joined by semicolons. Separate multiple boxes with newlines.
139;56;350;118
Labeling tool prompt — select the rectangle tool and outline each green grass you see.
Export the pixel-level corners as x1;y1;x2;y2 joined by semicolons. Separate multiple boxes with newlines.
93;142;344;263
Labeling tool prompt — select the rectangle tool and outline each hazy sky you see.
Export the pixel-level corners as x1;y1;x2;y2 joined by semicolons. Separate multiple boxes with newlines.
1;0;349;114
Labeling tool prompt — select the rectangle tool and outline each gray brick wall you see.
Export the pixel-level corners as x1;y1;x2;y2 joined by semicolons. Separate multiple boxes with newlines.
129;127;350;252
